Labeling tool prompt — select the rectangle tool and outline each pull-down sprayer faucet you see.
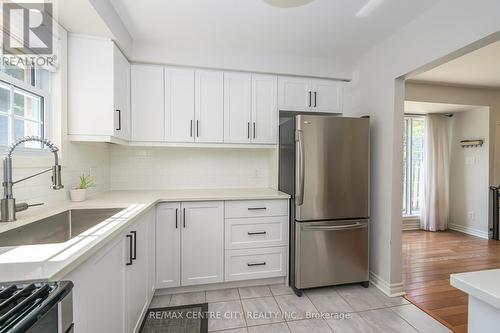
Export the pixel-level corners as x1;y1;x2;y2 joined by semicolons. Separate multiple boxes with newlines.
1;136;64;222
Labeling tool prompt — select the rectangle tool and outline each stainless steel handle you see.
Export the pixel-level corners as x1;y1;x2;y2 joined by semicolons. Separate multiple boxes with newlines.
248;207;266;211
301;223;367;231
247;122;250;139
247;231;267;236
314;91;317;107
296;130;305;206
196;120;199;137
175;208;178;229
190;120;193;137
253;122;256;139
247;262;266;267
308;91;312;107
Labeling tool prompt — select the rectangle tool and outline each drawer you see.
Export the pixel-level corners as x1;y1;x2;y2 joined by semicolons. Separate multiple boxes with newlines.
225;216;288;249
225;200;288;218
225;247;287;281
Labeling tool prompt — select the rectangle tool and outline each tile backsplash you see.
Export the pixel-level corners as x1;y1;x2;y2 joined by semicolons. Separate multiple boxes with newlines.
110;146;276;190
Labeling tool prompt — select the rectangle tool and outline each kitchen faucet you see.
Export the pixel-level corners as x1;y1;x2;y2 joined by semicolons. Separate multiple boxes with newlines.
1;136;64;222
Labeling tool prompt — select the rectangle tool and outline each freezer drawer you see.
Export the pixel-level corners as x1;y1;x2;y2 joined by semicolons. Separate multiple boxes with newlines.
295;219;369;289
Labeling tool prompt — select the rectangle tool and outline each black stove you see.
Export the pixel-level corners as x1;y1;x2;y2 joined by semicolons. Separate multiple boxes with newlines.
0;281;73;333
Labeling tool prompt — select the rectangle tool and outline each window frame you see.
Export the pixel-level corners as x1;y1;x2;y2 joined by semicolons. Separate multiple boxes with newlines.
0;68;50;154
403;115;425;217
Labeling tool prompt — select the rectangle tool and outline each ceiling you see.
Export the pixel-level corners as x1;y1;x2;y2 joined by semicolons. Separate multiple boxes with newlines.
404;101;484;115
109;0;437;62
411;40;500;88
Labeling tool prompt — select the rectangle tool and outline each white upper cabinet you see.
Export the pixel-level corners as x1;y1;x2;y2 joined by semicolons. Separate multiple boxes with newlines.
278;76;343;113
251;74;278;144
278;76;311;112
113;45;131;140
165;68;195;142
68;36;131;142
131;64;164;141
195;70;224;143
311;79;343;113
224;72;252;144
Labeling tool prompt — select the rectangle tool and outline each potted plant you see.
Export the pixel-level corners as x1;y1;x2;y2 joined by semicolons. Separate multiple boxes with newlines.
70;174;94;202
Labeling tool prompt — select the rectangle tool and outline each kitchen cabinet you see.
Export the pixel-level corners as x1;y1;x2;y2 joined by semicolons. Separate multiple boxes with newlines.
156;201;224;288
156;202;181;289
224;73;278;144
131;64;165;141
68;36;131;143
66;236;126;333
125;210;152;333
165;68;195;142
251;74;278;144
224;72;252;143
195;70;224;143
65;208;156;333
278;76;343;113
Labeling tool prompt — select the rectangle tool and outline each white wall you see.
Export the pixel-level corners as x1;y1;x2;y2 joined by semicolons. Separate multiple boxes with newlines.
349;0;500;295
449;109;490;238
109;146;276;190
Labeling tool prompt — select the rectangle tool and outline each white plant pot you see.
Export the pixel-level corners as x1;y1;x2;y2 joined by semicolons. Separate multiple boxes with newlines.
70;188;87;202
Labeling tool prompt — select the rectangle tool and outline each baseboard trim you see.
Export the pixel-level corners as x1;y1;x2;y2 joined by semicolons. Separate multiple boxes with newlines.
449;223;489;239
155;277;286;295
369;271;405;297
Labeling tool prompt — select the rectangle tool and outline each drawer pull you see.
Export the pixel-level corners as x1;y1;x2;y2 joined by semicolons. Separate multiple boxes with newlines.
247;231;267;236
247;207;267;211
247;261;266;267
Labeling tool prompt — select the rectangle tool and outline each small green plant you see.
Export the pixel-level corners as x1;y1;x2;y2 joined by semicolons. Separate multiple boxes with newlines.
76;174;94;189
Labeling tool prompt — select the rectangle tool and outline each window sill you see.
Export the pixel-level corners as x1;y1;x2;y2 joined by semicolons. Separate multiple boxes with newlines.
403;215;420;221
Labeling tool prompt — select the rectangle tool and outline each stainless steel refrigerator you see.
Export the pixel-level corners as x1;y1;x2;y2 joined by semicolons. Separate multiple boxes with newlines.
279;113;370;296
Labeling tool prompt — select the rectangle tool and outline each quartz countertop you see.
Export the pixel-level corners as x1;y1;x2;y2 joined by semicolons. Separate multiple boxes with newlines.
0;188;289;283
451;269;500;309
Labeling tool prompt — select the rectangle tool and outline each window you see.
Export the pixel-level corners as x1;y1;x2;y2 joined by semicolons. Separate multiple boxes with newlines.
0;63;49;150
403;116;425;216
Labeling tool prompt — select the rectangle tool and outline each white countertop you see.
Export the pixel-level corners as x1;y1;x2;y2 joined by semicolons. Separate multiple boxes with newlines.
451;269;500;309
0;188;289;284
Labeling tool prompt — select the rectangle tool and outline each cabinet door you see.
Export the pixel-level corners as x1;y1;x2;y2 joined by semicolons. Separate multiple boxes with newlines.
65;236;126;333
251;74;277;144
148;209;156;298
131;64;164;141
311;79;343;113
195;70;224;143
181;201;224;286
156;203;181;289
165;67;195;142
113;45;131;140
126;215;150;333
224;72;252;143
278;76;312;112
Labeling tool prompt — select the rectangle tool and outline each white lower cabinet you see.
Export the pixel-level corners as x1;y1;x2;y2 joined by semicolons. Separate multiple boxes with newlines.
156;201;224;288
65;208;156;333
225;247;287;281
156;202;181;288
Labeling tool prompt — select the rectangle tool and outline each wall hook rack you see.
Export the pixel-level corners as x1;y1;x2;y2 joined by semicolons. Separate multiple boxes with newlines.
460;139;484;148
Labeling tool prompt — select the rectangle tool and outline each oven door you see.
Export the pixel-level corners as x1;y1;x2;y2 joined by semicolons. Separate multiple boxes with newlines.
295;220;369;289
26;291;73;333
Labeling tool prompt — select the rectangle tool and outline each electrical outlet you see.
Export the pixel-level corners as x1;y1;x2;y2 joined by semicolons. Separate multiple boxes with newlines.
468;211;475;221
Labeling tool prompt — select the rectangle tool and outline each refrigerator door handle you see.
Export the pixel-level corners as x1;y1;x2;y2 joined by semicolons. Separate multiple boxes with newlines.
296;129;305;206
301;222;367;231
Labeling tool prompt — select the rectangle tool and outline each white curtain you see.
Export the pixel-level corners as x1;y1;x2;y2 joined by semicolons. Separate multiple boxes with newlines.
420;115;450;231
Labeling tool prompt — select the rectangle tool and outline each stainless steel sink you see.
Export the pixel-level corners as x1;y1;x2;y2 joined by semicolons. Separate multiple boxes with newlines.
0;208;124;247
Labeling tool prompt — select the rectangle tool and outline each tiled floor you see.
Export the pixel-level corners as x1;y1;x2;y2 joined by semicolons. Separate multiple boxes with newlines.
150;283;452;332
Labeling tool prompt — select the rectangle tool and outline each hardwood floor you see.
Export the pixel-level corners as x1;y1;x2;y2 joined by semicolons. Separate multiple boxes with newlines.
402;230;500;333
